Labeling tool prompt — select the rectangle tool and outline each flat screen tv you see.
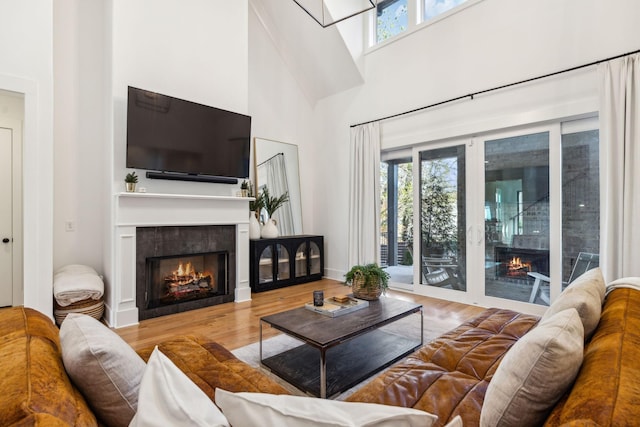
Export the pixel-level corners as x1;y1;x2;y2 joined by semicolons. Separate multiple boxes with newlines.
126;86;251;181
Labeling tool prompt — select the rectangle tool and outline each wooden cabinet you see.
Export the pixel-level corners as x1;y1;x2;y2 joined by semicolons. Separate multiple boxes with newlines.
250;235;324;293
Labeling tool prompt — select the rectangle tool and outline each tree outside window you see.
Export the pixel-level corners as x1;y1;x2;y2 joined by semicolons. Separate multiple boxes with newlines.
377;0;408;43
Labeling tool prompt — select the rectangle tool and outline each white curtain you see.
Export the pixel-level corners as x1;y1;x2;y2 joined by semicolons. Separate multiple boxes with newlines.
599;53;640;281
348;122;381;266
258;153;295;235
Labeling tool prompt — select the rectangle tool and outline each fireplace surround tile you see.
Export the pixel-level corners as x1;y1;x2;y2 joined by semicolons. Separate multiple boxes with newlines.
136;225;236;320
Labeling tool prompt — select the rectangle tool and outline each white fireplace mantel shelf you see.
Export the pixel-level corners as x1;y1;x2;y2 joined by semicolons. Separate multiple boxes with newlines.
109;192;253;328
115;192;253;227
116;192;255;202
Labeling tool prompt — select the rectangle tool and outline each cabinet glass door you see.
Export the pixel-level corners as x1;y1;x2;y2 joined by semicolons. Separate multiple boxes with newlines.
258;246;274;284
295;242;308;278
309;241;321;275
276;244;290;280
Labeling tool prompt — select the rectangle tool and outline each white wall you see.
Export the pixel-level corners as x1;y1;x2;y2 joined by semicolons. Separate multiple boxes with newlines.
314;0;640;281
111;0;249;199
0;0;54;317
47;0;312;324
53;0;108;273
248;5;316;234
103;0;250;324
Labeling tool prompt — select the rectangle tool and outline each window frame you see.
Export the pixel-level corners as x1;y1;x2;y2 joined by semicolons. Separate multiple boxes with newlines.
367;0;483;50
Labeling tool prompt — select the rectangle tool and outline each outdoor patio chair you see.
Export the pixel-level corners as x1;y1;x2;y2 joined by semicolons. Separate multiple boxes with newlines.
527;252;600;304
422;256;462;290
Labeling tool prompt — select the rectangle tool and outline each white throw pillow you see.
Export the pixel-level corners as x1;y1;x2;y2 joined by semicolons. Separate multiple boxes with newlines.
129;347;229;427
541;267;605;338
215;388;438;427
444;416;463;427
480;308;584;427
60;313;146;427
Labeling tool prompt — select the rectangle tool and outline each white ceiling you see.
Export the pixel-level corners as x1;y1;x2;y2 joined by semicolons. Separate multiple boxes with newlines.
250;0;365;104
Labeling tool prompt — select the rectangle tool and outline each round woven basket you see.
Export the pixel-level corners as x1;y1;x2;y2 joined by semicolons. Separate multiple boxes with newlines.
351;276;383;301
54;296;105;326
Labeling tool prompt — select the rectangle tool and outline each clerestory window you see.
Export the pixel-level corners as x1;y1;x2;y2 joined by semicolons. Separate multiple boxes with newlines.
373;0;476;47
423;0;469;22
377;0;408;43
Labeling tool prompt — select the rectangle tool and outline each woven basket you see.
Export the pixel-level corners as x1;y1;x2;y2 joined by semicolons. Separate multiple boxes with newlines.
54;296;105;326
351;276;383;301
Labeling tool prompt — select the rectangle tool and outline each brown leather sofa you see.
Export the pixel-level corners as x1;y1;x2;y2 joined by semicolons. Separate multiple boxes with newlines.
0;306;287;426
346;307;539;425
347;287;640;426
1;286;638;426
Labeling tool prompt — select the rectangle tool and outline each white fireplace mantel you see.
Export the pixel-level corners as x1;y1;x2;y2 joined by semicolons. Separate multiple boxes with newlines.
107;192;253;328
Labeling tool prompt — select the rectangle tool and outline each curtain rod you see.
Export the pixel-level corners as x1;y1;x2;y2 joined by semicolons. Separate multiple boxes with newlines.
351;48;640;128
257;152;284;167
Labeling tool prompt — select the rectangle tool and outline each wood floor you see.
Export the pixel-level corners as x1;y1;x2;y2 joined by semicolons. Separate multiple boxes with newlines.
115;278;486;352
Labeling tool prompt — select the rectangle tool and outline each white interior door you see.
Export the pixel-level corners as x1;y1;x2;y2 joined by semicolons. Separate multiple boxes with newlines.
0;127;13;307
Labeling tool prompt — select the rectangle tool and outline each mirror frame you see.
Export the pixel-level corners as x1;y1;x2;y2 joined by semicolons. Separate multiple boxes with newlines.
253;137;303;236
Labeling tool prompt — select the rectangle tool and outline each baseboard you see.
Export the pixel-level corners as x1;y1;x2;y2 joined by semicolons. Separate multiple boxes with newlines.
324;268;346;282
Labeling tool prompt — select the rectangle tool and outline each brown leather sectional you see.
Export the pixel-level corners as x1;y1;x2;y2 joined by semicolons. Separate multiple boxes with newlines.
0;307;286;426
346;308;540;425
1;286;638;426
348;287;640;426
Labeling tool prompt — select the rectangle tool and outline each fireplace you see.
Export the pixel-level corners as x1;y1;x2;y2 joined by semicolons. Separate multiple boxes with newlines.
136;225;236;320
494;246;549;280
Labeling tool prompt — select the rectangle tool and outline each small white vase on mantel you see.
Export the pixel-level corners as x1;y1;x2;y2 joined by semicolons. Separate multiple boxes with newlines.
249;212;261;240
261;218;279;239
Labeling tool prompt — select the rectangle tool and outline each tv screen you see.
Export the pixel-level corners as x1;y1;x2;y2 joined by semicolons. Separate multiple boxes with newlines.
126;86;251;179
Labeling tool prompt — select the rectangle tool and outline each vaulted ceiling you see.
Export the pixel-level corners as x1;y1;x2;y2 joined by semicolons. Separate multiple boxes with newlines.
250;0;365;104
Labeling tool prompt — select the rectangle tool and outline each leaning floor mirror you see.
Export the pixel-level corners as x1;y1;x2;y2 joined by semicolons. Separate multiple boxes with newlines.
254;138;303;236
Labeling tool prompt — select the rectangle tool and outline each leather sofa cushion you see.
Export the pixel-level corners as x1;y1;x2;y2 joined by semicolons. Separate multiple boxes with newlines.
545;287;640;426
346;308;539;427
0;307;97;426
137;336;291;401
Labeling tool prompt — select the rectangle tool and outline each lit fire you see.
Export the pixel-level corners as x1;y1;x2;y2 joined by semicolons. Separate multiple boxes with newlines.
164;261;213;295
507;256;532;276
173;262;202;282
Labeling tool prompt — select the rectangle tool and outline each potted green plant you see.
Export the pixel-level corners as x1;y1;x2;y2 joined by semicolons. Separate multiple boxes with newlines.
262;187;290;218
124;171;138;192
260;187;289;238
247;182;260;210
247;182;264;239
344;263;390;301
240;180;249;197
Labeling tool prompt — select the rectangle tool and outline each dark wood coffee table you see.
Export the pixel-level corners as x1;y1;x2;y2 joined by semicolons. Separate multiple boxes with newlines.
259;296;423;398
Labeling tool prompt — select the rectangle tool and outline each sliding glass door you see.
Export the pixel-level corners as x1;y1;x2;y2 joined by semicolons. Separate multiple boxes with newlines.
380;156;413;286
382;119;599;313
483;132;551;305
419;145;466;292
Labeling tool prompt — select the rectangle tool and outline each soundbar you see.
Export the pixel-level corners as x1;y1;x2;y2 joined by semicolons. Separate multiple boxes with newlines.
145;171;239;184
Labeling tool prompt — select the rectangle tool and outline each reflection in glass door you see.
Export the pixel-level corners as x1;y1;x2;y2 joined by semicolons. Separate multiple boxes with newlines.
419;145;466;291
484;132;550;304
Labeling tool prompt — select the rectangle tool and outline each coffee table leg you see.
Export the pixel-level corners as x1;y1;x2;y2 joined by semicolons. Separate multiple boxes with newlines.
420;307;424;345
320;348;327;398
259;320;264;363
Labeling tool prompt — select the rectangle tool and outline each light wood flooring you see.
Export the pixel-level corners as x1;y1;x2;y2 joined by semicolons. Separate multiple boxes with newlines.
115;278;486;352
